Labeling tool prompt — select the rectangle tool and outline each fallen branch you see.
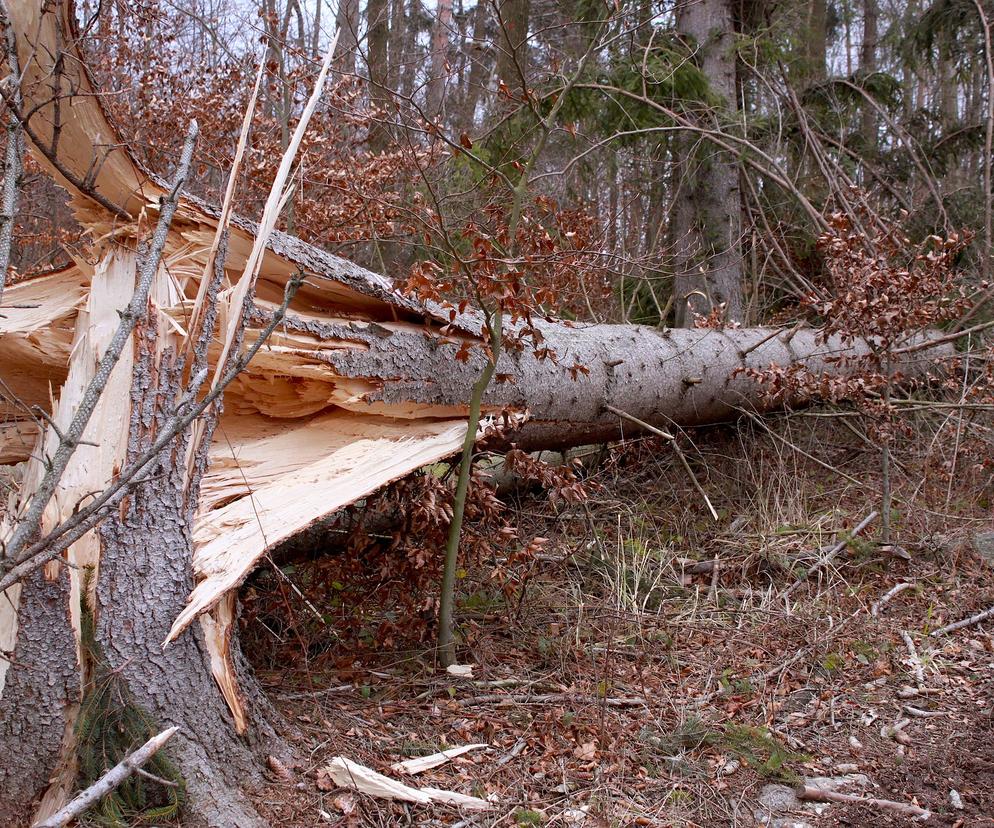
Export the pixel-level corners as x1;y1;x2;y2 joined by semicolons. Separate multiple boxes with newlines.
779;511;878;599
324;756;491;810
32;727;180;828
795;783;931;820
929;603;994;638
900;630;926;688
871;581;914;617
458;692;646;708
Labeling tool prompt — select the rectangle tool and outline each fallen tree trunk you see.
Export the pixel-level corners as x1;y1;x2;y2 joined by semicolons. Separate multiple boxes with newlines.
0;2;953;825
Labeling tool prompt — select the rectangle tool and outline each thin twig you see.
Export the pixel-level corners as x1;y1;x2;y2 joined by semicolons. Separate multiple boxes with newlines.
778;511;879;600
930;603;994;638
736;407;864;486
900;630;926;688
871;581;914;617
604;404;718;521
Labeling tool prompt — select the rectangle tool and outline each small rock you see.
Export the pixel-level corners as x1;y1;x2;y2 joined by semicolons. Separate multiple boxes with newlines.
834;762;860;774
949;789;965;810
971;531;994;566
721;758;741;776
848;736;863;751
758;783;800;813
805;774;871;793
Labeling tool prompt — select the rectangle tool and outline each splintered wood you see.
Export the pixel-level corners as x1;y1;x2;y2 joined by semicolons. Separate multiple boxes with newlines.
0;0;958;745
170;412;473;641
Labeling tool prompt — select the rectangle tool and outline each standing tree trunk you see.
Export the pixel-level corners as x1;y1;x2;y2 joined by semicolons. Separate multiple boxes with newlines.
495;0;530;101
860;0;879;148
671;0;744;326
804;0;828;85
427;0;454;118
334;0;360;74
366;0;391;150
461;0;491;126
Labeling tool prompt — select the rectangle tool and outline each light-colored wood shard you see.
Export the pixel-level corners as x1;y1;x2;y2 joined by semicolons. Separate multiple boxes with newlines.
0;265;89;420
167;412;474;642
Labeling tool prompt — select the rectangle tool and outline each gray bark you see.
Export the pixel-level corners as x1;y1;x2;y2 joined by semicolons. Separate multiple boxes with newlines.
427;0;453;117
366;0;391;150
271;312;950;450
0;570;78;826
90;340;288;827
334;0;360;74
860;0;878;146
672;0;744;326
460;0;491;126
495;0;530;100
0;0;23;305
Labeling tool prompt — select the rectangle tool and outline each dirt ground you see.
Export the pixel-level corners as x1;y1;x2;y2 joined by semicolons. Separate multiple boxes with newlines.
244;413;994;827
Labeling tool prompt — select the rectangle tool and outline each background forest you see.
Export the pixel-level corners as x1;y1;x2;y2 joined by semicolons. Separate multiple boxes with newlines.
15;0;994;329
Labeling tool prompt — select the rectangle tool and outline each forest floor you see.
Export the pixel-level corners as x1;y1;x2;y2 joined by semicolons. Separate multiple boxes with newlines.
244;411;994;828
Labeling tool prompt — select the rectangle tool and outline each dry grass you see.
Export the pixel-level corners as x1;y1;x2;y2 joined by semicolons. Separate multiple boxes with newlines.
246;407;994;827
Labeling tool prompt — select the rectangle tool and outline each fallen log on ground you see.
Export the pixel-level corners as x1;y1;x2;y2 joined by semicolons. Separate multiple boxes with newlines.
0;2;953;825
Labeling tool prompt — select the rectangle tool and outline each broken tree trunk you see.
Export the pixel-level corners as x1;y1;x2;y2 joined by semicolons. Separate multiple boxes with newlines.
0;2;952;825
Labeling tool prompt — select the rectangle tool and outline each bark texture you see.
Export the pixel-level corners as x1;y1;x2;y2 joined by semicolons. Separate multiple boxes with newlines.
286;314;946;445
0;570;78;826
87;330;288;827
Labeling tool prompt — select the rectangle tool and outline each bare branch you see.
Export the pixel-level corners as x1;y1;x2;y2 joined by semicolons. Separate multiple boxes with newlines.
32;727;180;828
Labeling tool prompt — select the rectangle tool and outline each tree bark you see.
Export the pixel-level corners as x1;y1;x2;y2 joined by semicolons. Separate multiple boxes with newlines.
672;0;744;326
461;0;491;126
367;0;391;150
427;0;454;118
495;0;530;100
860;0;879;147
90;343;289;828
334;0;360;74
0;569;78;826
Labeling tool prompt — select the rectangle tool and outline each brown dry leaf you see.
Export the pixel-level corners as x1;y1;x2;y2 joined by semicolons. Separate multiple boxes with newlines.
333;794;356;814
316;767;336;791
573;741;597;761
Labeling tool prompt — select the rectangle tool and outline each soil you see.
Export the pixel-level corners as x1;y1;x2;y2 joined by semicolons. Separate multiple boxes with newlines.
242;418;994;827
